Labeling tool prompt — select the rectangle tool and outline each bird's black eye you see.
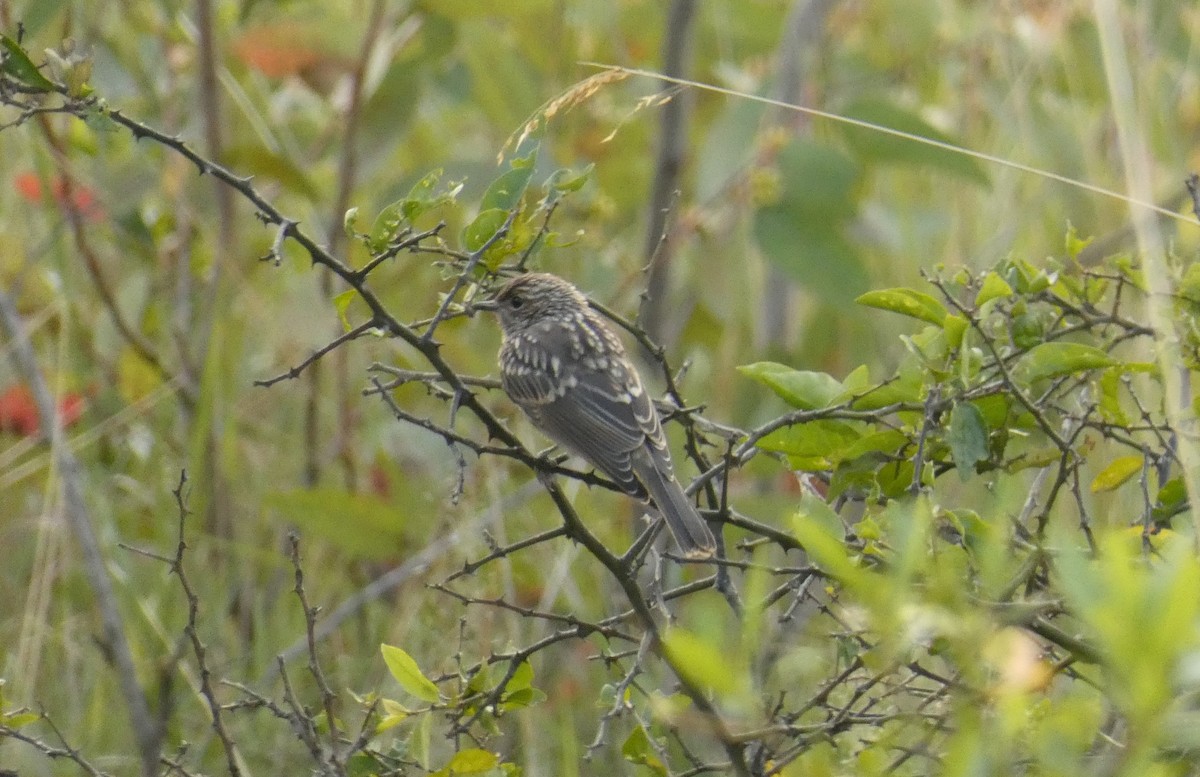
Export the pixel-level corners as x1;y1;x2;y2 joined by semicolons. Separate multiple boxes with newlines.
508;295;524;309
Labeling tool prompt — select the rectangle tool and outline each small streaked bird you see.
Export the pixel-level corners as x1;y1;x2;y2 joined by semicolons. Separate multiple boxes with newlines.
476;272;716;558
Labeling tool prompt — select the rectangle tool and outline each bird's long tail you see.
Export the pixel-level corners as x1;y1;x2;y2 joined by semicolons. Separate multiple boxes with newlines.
637;461;716;558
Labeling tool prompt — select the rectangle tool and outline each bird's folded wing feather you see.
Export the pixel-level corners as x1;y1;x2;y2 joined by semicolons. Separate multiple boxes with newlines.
501;327;673;495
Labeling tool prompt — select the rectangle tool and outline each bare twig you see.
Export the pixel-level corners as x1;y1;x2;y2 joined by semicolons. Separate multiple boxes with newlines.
288;532;345;776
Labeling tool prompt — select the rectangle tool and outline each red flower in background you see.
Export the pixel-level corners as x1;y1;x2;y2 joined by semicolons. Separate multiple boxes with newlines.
0;384;87;438
13;171;105;222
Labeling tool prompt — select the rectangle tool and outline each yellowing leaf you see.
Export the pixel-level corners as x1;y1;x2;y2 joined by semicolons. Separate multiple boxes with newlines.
333;289;357;332
375;697;411;733
432;749;499;776
622;725;667;774
118;347;163;404
1090;455;1144;493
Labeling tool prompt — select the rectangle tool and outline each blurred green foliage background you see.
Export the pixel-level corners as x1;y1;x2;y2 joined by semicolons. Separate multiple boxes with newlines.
3;1;1200;775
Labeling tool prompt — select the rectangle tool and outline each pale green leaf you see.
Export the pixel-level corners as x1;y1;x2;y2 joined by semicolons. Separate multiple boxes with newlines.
737;362;843;409
974;272;1013;306
381;644;441;703
856;288;947;326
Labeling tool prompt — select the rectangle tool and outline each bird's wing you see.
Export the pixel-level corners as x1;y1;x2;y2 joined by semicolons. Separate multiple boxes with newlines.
499;329;569;407
501;320;671;497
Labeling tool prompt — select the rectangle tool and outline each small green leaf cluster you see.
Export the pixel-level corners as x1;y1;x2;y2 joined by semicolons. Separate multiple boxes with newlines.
367;644;540;776
710;249;1200;775
347;147;593;278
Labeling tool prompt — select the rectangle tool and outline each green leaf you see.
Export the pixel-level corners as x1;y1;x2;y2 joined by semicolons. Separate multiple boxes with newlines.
1;36;55;90
402;170;451;219
545;163;593;193
1010;313;1045;350
498;660;545;709
1065;222;1093;261
462;208;509;253
621;725;667;775
948;402;989;481
850;363;924;409
481;151;536;212
791;511;867;591
855;288;948;326
380;644;441;703
1;711;39;728
737;362;844;409
1090;455;1143;493
1154;478;1189;524
431;749;499;776
753;138;868;301
753;207;869;302
1098;367;1128;425
974;272;1013;307
660;628;746;698
375;697;411;733
795;492;843;539
1014;342;1116;384
943;314;968;349
500;686;546;710
756;420;861;470
841;364;871;395
838;98;989;185
369;170;461;250
839;428;911;462
333;289;357;332
507;660;533;690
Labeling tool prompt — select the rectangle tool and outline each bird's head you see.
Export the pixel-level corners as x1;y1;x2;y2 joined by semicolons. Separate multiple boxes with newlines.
476;273;588;334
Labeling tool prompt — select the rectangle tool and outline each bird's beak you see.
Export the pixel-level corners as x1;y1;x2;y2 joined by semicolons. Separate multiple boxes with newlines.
470;298;499;314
